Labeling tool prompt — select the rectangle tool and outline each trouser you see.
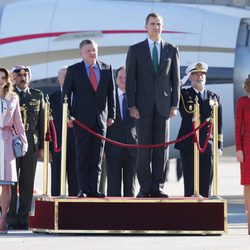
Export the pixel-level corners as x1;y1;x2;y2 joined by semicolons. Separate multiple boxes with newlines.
106;149;136;197
8;142;37;225
135;108;169;194
179;144;213;197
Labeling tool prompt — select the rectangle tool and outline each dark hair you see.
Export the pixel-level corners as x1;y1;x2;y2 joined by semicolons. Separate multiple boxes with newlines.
145;12;163;25
0;67;13;97
115;66;125;79
79;39;97;49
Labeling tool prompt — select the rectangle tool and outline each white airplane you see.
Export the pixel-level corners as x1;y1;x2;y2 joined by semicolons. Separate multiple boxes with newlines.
1;0;250;157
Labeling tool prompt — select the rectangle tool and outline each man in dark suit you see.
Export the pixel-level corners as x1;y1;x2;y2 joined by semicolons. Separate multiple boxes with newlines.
63;39;116;198
105;67;137;197
8;66;44;229
49;66;78;196
126;12;180;198
175;62;223;197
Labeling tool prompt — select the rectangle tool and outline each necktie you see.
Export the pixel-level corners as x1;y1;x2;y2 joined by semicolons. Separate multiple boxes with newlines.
152;42;158;74
19;91;25;100
122;93;127;120
197;92;203;103
89;65;98;92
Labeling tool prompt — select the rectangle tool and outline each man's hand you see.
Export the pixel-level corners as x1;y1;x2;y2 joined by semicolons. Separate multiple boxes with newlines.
169;107;177;118
236;150;244;162
129;106;140;119
49;152;53;162
107;118;114;126
67;120;73;128
218;149;223;156
37;149;44;161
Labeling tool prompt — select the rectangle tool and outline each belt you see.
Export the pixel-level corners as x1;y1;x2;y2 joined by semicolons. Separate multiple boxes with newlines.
24;123;36;131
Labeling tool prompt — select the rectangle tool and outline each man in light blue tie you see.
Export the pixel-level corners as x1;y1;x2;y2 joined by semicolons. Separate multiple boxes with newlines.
105;67;137;197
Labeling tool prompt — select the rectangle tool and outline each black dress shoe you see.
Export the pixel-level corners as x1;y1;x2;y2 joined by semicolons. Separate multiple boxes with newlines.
7;223;17;230
88;192;105;198
136;191;150;198
77;190;87;198
151;191;168;198
17;223;28;230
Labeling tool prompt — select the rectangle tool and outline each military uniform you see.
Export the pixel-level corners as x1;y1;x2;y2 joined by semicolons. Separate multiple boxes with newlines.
8;87;44;228
175;86;223;197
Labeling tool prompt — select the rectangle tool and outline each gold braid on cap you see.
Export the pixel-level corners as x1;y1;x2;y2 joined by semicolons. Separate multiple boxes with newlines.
195;63;203;71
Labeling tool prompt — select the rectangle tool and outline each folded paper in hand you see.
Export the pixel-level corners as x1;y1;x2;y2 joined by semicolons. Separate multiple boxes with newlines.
13;135;24;158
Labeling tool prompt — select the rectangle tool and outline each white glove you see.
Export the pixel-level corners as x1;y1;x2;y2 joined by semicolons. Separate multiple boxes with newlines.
218;149;223;156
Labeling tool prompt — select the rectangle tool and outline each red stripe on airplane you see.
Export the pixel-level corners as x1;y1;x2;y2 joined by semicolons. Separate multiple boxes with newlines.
0;30;189;45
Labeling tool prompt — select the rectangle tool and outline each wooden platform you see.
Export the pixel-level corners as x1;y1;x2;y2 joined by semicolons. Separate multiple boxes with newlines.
29;196;227;235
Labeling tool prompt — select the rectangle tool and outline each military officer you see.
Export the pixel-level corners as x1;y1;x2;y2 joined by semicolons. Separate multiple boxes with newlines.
8;65;44;229
175;62;223;198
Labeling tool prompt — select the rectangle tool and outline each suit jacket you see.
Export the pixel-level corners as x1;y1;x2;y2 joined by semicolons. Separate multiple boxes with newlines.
105;88;137;157
49;89;62;147
63;60;116;128
1;92;28;182
175;87;223;152
14;87;44;151
126;39;180;118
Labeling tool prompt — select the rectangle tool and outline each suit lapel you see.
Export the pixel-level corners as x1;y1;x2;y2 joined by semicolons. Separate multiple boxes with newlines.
80;61;96;92
158;40;169;73
115;89;122;121
143;39;155;76
96;61;102;90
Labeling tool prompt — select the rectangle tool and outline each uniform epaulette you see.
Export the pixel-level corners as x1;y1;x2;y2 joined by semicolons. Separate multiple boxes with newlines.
29;88;44;96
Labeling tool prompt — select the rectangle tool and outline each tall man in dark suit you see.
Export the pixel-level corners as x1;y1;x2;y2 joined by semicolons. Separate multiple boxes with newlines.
49;66;78;196
105;67;137;197
175;62;223;197
126;12;180;198
8;65;44;229
63;39;116;198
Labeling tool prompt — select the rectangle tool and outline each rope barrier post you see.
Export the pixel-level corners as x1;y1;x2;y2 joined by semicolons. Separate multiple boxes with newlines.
212;97;221;199
42;95;50;196
60;95;68;197
192;96;202;198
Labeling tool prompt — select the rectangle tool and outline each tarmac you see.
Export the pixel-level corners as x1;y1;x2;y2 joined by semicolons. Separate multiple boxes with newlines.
1;146;250;249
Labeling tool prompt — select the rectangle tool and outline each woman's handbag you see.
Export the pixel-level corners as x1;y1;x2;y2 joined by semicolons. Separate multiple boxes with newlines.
12;134;24;158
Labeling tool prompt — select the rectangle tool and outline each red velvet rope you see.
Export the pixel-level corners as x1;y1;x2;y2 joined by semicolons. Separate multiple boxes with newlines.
49;119;62;153
192;120;213;153
72;117;211;149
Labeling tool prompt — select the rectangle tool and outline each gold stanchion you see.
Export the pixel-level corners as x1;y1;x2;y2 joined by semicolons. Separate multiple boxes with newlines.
60;96;68;197
43;95;50;196
192;96;202;198
212;97;221;199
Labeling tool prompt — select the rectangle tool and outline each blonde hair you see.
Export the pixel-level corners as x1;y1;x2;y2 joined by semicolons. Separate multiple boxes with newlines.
243;74;250;91
0;67;14;98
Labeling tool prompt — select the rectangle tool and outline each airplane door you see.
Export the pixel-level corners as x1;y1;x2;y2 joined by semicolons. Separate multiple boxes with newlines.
234;19;250;104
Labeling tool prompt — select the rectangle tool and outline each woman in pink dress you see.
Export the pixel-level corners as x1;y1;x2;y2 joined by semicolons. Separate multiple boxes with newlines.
0;68;28;233
235;74;250;235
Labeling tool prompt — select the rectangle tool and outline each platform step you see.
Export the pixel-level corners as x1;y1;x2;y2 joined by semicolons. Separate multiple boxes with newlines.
29;196;227;235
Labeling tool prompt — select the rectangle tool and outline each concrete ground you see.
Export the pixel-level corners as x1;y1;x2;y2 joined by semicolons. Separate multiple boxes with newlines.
1;146;250;249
